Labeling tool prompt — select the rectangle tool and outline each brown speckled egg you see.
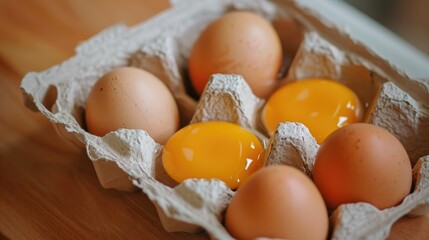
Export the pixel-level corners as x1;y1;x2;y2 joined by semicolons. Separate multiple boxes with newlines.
225;165;329;240
313;123;412;210
85;67;179;144
188;11;283;98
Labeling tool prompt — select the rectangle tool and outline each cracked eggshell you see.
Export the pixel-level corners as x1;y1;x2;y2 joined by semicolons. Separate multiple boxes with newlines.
20;0;429;239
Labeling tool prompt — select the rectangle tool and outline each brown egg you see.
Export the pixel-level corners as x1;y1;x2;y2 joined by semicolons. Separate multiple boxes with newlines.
188;11;283;98
225;166;329;240
313;123;412;210
85;67;179;144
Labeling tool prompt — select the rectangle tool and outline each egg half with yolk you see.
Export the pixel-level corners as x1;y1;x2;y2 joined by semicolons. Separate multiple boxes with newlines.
262;78;364;143
162;121;265;189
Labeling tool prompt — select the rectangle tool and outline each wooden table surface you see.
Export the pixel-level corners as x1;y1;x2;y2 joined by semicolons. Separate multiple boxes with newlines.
0;1;428;239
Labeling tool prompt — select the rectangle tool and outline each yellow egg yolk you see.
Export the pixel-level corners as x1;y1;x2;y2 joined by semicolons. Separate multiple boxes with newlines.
262;79;363;143
162;121;265;189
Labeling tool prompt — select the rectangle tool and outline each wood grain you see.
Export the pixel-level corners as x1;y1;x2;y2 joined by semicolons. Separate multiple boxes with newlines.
0;1;203;239
0;1;427;239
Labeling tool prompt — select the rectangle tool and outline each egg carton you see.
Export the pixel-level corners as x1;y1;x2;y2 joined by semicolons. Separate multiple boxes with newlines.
20;0;429;239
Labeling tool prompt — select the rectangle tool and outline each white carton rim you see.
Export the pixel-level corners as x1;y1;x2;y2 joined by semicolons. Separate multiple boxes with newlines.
279;0;429;80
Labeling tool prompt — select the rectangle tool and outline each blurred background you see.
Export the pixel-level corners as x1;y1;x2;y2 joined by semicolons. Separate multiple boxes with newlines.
344;0;429;54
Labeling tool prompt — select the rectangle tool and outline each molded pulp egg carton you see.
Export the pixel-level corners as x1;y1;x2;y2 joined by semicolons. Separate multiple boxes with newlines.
20;0;429;239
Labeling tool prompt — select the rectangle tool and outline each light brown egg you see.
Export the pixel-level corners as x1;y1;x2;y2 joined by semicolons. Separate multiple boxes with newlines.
313;123;412;210
188;11;283;98
85;67;179;144
225;166;329;240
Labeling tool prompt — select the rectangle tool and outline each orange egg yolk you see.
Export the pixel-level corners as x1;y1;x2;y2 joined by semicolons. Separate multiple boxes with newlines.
162;121;265;189
262;79;363;143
